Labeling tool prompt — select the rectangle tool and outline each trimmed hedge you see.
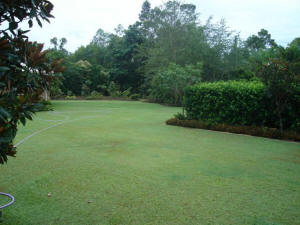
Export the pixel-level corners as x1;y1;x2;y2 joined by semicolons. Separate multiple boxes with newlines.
166;118;300;142
184;81;300;130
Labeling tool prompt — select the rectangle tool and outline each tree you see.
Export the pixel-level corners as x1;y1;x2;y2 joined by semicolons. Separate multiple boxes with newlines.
50;37;68;52
151;63;202;106
50;37;58;49
258;47;300;132
91;28;110;47
289;37;300;49
0;0;64;164
201;18;236;81
108;23;145;92
139;0;151;22
246;29;277;52
59;37;67;51
142;1;204;76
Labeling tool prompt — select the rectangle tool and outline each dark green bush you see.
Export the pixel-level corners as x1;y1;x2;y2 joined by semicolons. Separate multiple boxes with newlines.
130;93;140;100
37;101;54;111
185;81;300;131
174;112;187;120
65;95;77;100
86;91;103;100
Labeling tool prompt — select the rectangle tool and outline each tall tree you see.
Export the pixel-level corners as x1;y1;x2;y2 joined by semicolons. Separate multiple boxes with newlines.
258;46;300;132
108;23;145;92
246;29;277;52
91;28;110;47
143;1;204;77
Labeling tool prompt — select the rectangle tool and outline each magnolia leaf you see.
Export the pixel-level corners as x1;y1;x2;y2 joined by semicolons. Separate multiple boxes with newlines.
28;20;33;28
9;22;18;30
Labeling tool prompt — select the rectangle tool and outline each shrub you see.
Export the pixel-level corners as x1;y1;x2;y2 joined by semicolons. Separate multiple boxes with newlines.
150;63;202;105
174;112;186;120
185;81;267;125
130;93;140;100
185;80;300;131
65;95;76;100
86;91;103;100
121;88;132;98
257;47;300;132
108;81;120;97
37;101;54;111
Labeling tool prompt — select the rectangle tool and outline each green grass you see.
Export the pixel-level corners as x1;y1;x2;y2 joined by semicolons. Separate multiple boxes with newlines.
1;100;300;225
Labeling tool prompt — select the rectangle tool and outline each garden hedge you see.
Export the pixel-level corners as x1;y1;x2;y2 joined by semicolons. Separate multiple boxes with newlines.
184;81;300;131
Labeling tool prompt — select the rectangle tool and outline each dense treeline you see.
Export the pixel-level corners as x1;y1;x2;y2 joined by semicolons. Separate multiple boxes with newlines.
46;0;299;132
48;1;297;100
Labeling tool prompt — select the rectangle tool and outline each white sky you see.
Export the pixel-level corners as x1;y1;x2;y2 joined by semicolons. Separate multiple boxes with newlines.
22;0;300;52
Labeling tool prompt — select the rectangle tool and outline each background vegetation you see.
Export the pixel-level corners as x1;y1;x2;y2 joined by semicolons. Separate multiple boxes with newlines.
47;1;299;103
45;0;299;133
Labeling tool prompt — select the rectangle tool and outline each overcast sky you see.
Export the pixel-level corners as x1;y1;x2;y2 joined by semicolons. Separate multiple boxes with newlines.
23;0;300;52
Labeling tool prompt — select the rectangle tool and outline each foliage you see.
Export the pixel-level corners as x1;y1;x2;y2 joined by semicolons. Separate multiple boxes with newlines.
86;91;103;100
0;0;64;164
130;93;140;100
246;29;277;52
151;63;201;105
50;79;64;98
185;81;268;125
257;46;300;131
289;37;300;49
173;112;186;120
50;37;68;54
108;23;145;92
185;80;300;131
60;60;92;96
39;0;300;111
37;100;54;111
65;95;76;100
141;1;205;76
107;81;121;97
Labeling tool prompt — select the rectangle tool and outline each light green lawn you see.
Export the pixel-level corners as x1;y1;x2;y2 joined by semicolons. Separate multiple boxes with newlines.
0;100;299;225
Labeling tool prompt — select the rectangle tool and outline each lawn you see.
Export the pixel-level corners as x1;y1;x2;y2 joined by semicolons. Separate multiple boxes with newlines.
0;100;299;225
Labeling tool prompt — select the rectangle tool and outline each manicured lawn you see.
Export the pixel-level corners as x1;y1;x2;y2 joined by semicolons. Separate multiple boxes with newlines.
0;100;299;225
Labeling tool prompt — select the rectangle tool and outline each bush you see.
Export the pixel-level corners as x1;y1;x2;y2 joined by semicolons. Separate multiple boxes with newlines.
65;95;77;100
130;93;140;100
174;112;186;120
86;91;103;100
150;63;201;105
185;80;300;131
121;88;132;98
67;91;73;96
108;81;120;97
37;101;54;111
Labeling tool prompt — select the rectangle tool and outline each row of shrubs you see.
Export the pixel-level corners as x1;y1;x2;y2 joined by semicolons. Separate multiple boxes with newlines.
63;91;140;101
166;118;300;142
184;81;300;131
